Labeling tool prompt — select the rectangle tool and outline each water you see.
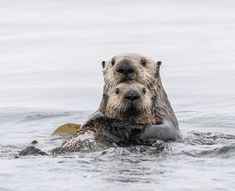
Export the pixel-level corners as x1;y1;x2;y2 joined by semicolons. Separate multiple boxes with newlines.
0;0;235;190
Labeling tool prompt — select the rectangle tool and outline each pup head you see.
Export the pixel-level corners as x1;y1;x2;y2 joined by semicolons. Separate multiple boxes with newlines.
105;82;156;124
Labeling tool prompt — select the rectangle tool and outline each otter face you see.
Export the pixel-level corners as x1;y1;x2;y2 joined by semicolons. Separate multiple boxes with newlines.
105;82;154;123
102;53;161;88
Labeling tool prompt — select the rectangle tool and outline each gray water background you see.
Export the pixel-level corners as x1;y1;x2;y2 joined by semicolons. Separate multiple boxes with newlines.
0;0;235;190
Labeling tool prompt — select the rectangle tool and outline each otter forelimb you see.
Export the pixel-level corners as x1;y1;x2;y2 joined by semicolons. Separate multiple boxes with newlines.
82;112;148;145
140;120;182;141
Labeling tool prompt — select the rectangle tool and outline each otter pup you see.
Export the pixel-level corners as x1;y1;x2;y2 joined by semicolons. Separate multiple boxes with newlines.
99;53;180;140
52;82;180;154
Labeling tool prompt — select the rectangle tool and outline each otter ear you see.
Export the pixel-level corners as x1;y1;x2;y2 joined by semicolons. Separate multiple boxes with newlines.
157;61;162;68
155;61;162;79
101;61;106;68
103;93;109;100
156;61;162;71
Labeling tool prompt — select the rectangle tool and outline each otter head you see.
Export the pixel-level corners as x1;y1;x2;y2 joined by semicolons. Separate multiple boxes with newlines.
101;53;162;88
105;82;156;124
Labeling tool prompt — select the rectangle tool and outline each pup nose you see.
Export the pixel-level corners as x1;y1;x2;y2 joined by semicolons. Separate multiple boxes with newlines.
124;90;140;101
116;59;134;76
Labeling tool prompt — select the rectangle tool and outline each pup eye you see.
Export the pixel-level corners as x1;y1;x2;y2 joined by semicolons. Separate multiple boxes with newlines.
111;58;115;66
140;58;147;67
115;88;120;95
142;88;146;94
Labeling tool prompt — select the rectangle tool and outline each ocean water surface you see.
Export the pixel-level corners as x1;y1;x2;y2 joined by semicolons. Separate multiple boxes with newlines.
0;0;235;190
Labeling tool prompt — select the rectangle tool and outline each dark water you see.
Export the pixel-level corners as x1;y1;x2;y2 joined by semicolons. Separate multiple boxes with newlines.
1;0;235;190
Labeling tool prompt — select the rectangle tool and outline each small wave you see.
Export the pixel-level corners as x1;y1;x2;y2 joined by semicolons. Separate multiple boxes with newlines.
183;131;235;146
20;111;75;121
181;131;235;158
0;108;91;123
197;144;235;156
0;145;20;159
183;144;235;158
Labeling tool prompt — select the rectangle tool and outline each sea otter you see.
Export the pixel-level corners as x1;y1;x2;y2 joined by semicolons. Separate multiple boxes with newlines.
51;82;160;154
83;81;181;142
19;78;180;156
98;53;179;139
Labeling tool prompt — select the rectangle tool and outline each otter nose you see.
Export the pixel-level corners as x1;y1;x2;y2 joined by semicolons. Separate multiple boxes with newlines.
116;59;134;76
124;90;140;102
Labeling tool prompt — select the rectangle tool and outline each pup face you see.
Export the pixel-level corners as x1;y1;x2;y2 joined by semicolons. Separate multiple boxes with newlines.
105;82;154;122
102;53;161;88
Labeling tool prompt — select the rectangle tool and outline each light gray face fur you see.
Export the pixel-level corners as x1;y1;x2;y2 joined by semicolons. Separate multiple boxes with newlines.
102;53;161;88
105;82;154;122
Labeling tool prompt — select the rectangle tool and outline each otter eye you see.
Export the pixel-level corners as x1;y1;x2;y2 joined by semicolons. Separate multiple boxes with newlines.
111;58;115;66
115;88;120;95
140;58;147;67
142;88;146;94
